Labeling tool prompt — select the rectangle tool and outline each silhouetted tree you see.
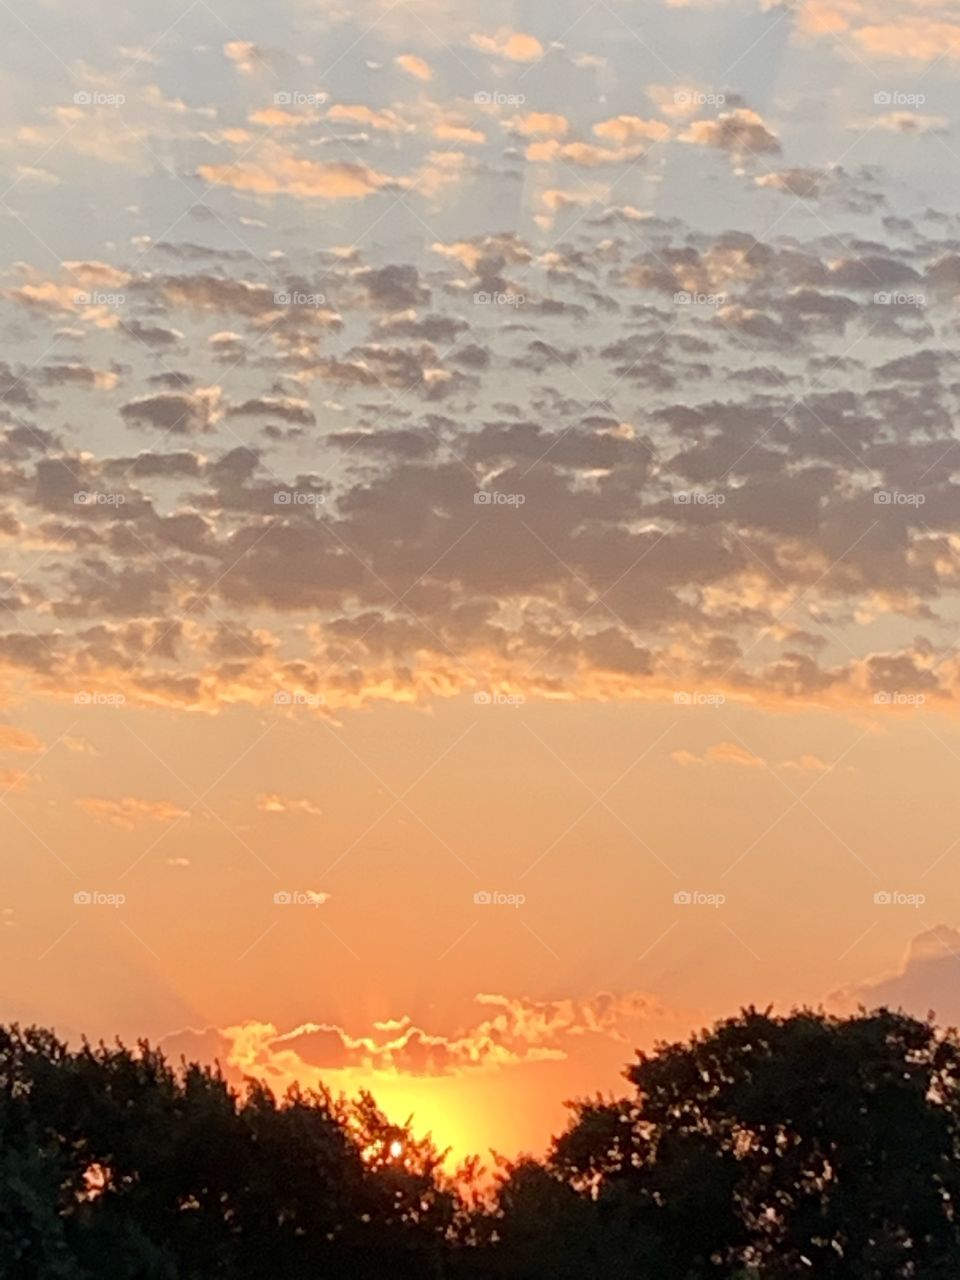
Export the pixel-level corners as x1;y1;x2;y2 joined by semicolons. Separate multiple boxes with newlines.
3;1008;960;1278
0;1024;457;1278
485;1007;960;1279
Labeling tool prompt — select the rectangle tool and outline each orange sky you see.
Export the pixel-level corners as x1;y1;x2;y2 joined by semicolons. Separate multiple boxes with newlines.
3;0;960;1165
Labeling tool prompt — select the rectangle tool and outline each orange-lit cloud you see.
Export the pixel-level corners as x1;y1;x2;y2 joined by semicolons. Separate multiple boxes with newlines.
255;792;323;815
592;115;671;144
470;29;543;61
77;796;190;829
198;144;396;199
680;108;780;156
0;725;44;753
395;53;433;81
510;112;570;137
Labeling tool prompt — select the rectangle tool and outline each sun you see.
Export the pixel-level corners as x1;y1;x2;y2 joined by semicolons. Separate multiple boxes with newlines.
388;1139;404;1160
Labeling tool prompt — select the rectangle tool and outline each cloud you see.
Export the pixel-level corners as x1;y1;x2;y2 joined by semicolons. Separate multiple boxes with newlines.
76;796;190;830
256;792;323;816
198;144;396;200
248;107;311;130
223;41;264;74
755;167;824;198
470;29;543;61
168;990;680;1084
673;741;765;768
673;743;830;771
0;725;44;753
509;112;570;137
592;115;671;144
856;19;960;61
648;83;726;120
680;108;780;156
0;769;34;792
830;928;960;1024
395;53;432;81
326;103;410;133
433;120;486;144
120;387;223;434
872;111;949;134
790;0;960;61
526;139;646;167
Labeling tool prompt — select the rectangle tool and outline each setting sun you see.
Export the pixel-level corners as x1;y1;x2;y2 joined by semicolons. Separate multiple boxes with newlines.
3;0;960;1273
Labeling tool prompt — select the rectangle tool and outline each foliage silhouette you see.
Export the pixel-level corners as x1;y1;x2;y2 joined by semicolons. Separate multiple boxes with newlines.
2;1007;960;1277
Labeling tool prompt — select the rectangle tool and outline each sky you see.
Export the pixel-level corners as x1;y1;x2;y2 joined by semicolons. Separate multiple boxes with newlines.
3;0;960;1163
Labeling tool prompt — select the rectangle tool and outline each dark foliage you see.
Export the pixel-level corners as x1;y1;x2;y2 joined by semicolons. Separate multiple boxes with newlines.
2;1007;959;1278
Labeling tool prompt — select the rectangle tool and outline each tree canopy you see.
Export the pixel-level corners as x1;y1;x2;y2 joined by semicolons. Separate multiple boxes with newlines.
2;1007;959;1278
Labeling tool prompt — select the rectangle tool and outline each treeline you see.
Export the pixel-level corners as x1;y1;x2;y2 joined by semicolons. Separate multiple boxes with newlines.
3;1008;960;1277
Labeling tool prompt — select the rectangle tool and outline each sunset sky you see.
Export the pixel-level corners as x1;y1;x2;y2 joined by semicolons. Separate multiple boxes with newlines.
3;0;960;1163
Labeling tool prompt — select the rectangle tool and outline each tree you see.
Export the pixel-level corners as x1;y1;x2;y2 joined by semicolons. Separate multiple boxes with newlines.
3;1009;960;1279
0;1024;459;1279
538;1006;960;1278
